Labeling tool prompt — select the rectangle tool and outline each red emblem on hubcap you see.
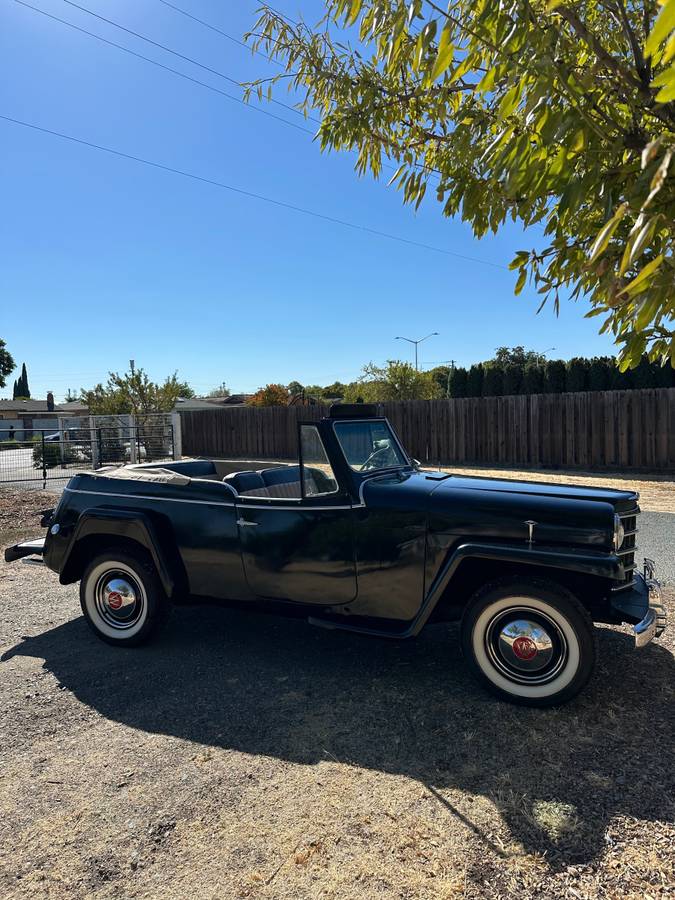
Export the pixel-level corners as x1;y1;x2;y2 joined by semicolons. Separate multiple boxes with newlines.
107;590;124;610
512;636;537;660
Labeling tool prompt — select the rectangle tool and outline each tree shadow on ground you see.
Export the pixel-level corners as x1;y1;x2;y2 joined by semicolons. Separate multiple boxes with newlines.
3;606;673;867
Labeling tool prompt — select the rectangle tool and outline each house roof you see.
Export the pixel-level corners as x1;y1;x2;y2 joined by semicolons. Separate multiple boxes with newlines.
58;400;89;413
0;399;60;413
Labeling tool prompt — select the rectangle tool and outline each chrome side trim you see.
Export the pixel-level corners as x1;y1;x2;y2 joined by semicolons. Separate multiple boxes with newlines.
64;486;236;507
64;486;359;513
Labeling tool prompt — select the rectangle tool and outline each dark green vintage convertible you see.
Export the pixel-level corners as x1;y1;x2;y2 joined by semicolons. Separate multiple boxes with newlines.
6;404;666;706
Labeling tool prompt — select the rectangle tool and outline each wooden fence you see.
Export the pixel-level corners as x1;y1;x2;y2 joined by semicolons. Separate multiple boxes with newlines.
180;388;675;471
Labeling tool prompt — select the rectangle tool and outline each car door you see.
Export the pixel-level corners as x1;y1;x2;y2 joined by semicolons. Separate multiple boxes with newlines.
236;424;357;605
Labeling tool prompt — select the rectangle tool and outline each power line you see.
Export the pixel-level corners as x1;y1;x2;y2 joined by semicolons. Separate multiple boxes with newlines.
0;113;506;269
13;0;314;135
56;0;313;123
158;0;284;67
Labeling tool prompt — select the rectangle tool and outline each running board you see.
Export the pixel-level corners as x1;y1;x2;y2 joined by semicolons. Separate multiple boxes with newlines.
307;616;412;639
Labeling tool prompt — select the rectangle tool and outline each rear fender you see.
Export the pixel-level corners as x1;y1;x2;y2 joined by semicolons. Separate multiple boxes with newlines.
59;509;181;597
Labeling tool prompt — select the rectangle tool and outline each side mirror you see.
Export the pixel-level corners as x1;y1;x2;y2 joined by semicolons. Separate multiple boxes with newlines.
411;458;422;470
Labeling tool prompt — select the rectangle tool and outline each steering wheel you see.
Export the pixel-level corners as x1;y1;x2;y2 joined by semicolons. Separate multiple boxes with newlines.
359;445;396;471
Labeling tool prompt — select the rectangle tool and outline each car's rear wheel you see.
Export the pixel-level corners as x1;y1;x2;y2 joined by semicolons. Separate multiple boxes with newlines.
460;577;597;707
80;547;168;646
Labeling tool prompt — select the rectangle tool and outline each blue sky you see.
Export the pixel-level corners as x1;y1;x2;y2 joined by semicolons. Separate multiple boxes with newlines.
1;0;616;400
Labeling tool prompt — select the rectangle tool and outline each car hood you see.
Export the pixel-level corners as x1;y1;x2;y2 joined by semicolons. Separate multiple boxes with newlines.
361;470;638;547
431;472;638;509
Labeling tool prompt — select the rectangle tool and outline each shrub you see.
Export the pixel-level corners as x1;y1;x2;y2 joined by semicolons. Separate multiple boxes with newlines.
32;440;76;469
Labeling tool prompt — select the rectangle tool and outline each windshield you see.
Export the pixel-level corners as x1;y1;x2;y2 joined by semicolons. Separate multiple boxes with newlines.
333;420;408;472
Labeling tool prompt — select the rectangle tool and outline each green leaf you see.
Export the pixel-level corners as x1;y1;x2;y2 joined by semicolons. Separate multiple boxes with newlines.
430;24;454;81
509;250;530;270
619;254;665;297
619;214;661;276
514;268;527;295
645;0;675;57
477;66;496;93
347;0;363;26
588;202;628;264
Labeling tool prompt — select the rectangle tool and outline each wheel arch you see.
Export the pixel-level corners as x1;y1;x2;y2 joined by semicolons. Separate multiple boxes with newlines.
59;509;185;598
424;543;617;628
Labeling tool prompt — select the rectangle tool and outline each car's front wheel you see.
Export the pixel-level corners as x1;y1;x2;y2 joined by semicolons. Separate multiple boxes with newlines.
460;577;597;707
80;547;169;647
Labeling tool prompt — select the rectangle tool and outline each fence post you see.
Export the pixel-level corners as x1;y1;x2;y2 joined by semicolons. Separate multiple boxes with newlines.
129;414;138;465
41;431;47;488
171;412;182;460
90;422;100;469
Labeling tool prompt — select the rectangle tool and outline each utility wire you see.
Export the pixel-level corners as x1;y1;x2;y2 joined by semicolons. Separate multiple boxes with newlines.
0;114;505;270
13;0;314;135
56;0;316;123
158;0;284;67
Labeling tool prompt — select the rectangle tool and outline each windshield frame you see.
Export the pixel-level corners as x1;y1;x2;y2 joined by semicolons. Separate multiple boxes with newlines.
331;418;411;474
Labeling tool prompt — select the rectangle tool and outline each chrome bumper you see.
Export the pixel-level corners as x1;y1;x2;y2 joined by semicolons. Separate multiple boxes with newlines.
634;558;667;649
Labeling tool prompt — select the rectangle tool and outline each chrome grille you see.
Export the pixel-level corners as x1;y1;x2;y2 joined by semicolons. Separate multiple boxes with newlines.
612;510;639;592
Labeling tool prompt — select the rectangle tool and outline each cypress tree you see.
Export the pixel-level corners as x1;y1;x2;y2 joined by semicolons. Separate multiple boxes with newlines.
566;357;589;392
448;367;468;398
544;360;566;393
20;363;30;399
483;365;504;397
466;363;484;397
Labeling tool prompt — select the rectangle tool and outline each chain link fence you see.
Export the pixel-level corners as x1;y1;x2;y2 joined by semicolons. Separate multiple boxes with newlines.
0;414;180;488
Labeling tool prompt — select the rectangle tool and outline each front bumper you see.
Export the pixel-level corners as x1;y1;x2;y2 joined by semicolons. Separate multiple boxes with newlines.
612;558;667;649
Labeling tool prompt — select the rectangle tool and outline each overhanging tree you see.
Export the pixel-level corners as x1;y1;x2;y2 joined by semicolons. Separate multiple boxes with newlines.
0;339;15;390
248;1;675;367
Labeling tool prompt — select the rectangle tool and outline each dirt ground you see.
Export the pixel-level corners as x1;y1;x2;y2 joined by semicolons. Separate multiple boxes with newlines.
1;487;674;899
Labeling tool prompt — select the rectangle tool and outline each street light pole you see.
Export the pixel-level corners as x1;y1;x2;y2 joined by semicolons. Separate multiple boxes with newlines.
395;332;439;370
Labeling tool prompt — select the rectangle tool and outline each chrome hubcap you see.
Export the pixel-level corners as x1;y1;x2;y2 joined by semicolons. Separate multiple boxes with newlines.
95;571;144;630
485;606;567;685
498;619;554;672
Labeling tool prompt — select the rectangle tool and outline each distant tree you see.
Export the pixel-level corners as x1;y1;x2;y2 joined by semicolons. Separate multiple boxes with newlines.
0;339;14;390
632;357;656;389
653;360;674;387
491;346;541;368
287;380;304;397
587;358;611;392
64;388;81;403
566;358;589;393
522;363;544;395
344;360;440;402
248;383;290;406
12;361;29;399
448;367;468;398
466;364;484;398
205;382;230;398
544;360;567;394
502;364;522;396
322;381;347;399
83;366;193;414
429;365;451;397
482;366;504;397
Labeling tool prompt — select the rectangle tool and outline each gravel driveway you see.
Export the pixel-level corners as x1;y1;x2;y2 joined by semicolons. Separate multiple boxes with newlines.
0;488;674;899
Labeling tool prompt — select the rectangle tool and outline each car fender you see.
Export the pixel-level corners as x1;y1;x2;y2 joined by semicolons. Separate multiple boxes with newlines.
410;541;624;637
58;508;181;597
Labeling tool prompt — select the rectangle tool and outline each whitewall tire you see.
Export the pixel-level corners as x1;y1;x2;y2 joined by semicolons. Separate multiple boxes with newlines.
80;548;168;647
460;578;597;707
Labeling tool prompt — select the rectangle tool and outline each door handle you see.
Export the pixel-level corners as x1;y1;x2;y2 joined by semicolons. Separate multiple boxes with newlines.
236;518;259;527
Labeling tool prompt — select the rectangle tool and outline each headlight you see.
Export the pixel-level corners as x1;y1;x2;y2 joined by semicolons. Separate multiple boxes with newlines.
613;514;625;551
